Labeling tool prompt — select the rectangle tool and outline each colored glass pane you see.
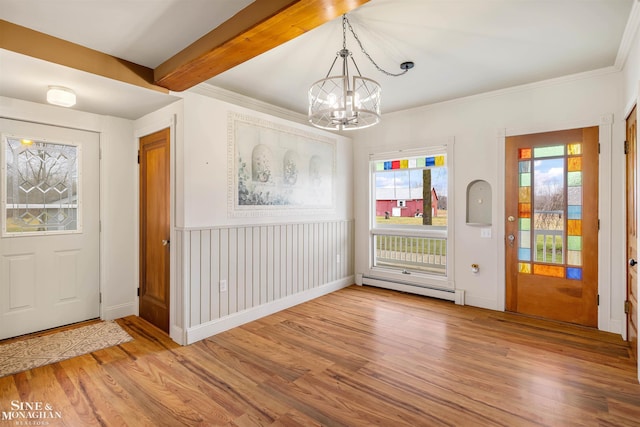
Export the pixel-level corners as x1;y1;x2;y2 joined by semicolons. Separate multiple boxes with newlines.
520;173;531;186
376;162;385;171
519;231;530;248
533;264;565;278
518;263;531;274
566;268;582;280
518;248;531;261
568;143;582;155
534;145;564;158
567;171;582;186
568;187;582;205
400;159;409;169
567;219;582;236
519;161;531;173
520;218;531;231
384;161;392;170
567;205;582;219
568;157;582;172
408;159;417;168
435;156;445;166
567;236;582;250
519;148;532;159
392;160;400;169
518;187;531;203
567;250;582;266
416;158;425;168
426;157;435;166
518;203;531;218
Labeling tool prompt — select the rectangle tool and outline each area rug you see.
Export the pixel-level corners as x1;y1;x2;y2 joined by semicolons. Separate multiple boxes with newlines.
0;321;133;377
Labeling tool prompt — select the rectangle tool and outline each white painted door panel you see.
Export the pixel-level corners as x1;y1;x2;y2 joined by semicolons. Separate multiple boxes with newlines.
0;118;100;339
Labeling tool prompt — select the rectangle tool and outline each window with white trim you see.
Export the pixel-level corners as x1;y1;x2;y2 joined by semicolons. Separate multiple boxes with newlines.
370;145;452;286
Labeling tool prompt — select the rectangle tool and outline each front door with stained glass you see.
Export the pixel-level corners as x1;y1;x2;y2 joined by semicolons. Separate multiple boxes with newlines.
506;127;599;327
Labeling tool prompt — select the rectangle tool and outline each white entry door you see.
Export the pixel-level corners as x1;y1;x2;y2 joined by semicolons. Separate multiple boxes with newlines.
0;118;100;339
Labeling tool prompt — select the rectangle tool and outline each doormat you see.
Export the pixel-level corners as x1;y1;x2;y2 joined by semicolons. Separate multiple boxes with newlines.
0;321;133;378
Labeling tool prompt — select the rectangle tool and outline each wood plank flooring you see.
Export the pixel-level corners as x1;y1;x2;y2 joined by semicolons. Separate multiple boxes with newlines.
2;285;640;426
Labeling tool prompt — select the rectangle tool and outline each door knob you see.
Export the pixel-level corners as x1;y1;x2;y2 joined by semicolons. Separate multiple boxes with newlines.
162;239;170;246
630;258;637;267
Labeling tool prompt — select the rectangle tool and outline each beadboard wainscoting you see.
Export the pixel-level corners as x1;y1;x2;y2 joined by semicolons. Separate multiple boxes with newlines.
176;220;355;343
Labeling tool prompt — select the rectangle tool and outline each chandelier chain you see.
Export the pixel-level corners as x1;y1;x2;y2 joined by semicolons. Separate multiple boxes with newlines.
343;14;408;77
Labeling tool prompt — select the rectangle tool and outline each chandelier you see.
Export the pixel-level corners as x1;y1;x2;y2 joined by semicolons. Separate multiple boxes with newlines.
308;14;413;131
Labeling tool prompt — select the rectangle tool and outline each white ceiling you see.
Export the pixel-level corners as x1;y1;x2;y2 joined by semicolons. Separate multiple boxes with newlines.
0;0;637;121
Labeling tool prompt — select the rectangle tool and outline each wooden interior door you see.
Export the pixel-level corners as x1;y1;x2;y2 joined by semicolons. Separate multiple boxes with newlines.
139;128;170;333
506;127;599;327
627;106;638;361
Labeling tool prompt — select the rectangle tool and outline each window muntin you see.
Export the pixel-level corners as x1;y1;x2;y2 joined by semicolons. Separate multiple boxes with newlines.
3;136;80;235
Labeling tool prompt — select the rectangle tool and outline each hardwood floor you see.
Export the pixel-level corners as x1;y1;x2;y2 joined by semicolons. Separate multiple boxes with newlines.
2;285;640;426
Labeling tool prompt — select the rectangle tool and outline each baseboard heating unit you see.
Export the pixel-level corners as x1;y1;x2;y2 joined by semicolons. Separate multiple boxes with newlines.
360;275;465;305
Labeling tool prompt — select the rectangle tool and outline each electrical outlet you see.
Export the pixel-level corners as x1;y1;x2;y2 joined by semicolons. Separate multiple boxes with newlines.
220;279;227;292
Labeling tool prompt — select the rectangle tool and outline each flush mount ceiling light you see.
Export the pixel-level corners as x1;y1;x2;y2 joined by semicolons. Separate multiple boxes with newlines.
308;14;413;131
46;86;76;107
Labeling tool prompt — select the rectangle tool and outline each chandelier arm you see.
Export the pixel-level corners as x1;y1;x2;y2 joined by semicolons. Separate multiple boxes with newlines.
344;14;409;77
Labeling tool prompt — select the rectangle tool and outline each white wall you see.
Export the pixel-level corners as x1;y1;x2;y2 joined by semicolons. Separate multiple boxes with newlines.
136;91;355;344
353;69;626;333
0;96;138;322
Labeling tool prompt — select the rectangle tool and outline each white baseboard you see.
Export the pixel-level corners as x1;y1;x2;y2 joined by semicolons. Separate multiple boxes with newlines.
185;276;354;344
102;301;136;321
464;295;499;310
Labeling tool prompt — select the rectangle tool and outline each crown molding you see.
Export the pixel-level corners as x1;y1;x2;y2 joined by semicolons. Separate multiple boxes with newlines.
614;0;640;71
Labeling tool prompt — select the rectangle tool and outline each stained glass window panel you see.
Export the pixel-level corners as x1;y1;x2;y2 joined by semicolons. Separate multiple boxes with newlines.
520;218;531;231
533;264;565;278
568;187;582;205
376;162;385;171
534;145;564;158
392;160;400;169
519;187;531;203
518;248;531;261
567;143;582;155
568;157;582;172
567;250;582;266
567;236;582;251
567;219;582;236
519;161;531;173
566;268;582;280
519;231;530;248
520;173;531;186
519;203;531;218
567;171;582;186
567;205;582;219
519;148;532;159
400;160;409;169
518;263;531;274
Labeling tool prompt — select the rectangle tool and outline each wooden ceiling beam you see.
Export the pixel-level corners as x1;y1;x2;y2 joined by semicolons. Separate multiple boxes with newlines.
154;0;370;92
0;20;168;94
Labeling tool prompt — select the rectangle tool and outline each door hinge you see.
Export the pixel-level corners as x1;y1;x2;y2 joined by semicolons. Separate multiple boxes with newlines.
598;143;601;154
625;300;630;314
99;220;102;233
598;219;600;230
137;287;140;297
99;147;103;160
625;140;629;155
597;294;600;306
137;150;140;164
99;292;102;303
